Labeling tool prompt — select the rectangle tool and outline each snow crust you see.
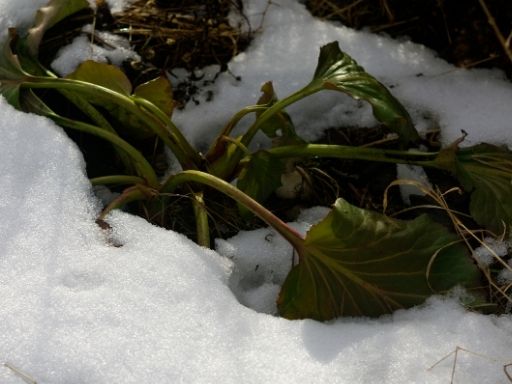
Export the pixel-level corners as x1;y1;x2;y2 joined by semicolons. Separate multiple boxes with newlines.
0;0;511;383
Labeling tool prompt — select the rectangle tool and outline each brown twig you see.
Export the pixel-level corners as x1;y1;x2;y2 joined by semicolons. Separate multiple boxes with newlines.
478;0;512;64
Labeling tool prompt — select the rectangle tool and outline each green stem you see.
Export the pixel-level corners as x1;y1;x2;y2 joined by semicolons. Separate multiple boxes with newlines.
21;76;200;170
48;114;159;187
161;170;305;251
133;96;202;166
208;86;318;179
192;191;211;248
265;144;440;167
91;175;146;186
241;86;317;147
205;104;266;161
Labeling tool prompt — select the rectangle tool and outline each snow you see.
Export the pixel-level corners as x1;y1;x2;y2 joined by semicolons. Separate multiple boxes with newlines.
0;0;511;383
174;1;512;150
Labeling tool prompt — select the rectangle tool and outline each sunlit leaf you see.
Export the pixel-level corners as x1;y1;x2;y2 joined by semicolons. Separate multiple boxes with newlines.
67;60;132;95
26;0;90;56
133;76;174;118
237;151;284;217
308;41;419;146
277;198;482;320
439;143;512;234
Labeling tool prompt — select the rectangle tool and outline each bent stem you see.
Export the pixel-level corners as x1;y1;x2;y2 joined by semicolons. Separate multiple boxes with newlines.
48;113;160;187
90;175;146;186
161;170;305;252
21;76;201;169
266;144;440;167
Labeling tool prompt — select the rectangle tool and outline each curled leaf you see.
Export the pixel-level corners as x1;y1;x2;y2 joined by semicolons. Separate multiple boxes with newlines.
27;0;90;56
439;143;512;234
277;198;482;320
309;41;419;146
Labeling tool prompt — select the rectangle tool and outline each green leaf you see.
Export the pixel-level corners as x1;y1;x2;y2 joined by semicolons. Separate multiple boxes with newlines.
309;41;419;146
133;76;174;118
67;60;132;95
237;151;284;216
277;198;482;320
441;143;512;234
26;0;90;56
0;32;30;108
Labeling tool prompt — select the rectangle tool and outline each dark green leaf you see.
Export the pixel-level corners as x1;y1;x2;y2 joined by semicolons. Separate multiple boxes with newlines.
133;76;174;118
441;143;512;234
0;32;30;108
309;41;419;146
277;198;482;320
26;0;90;56
237;151;284;216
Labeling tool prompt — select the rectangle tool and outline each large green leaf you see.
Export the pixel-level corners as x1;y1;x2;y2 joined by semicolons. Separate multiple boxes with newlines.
237;151;284;217
308;41;419;146
437;143;512;234
277;198;482;320
26;0;90;56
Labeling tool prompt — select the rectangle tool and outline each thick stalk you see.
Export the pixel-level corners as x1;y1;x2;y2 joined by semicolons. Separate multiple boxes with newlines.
90;175;146;186
266;144;440;167
208;86;318;179
133;96;202;166
49;114;159;187
192;191;211;248
241;86;318;147
21;76;200;169
161;170;305;252
205;104;266;161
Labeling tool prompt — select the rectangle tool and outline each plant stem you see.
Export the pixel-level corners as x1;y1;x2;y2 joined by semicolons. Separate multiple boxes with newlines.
241;86;317;147
90;175;146;186
49;114;159;187
192;191;211;248
208;87;317;179
266;144;439;167
161;170;305;251
21;76;201;170
205;104;266;161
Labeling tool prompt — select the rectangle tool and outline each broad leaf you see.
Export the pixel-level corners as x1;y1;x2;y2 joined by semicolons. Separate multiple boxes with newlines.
237;151;284;216
133;76;174;118
26;0;90;56
439;143;512;234
308;41;419;146
277;198;482;320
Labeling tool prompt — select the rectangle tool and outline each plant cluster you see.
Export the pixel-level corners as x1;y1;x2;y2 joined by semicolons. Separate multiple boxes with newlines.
2;0;512;320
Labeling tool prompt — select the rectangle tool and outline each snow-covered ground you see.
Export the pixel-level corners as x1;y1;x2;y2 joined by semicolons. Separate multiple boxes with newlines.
1;0;511;383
